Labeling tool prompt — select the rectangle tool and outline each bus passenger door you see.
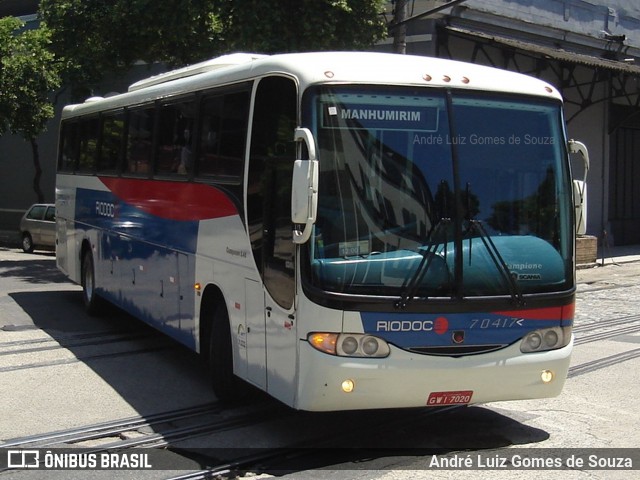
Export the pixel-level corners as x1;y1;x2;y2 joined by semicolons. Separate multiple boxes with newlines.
246;158;297;402
246;75;298;405
262;159;297;404
244;278;267;389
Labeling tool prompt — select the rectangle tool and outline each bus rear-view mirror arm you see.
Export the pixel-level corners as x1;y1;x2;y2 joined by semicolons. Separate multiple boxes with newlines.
568;139;589;183
292;128;319;244
568;139;589;235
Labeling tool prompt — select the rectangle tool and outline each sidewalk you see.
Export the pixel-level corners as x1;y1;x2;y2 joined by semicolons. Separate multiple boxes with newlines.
576;244;640;290
594;243;640;266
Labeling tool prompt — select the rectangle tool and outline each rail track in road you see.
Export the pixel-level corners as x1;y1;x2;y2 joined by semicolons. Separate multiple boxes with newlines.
568;346;640;379
0;400;290;464
1;402;225;449
160;404;463;480
0;329;175;373
1;394;460;479
573;313;640;345
569;312;640;378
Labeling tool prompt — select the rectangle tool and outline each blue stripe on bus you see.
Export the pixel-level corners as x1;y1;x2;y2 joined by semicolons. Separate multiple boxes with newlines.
75;187;199;253
361;310;565;349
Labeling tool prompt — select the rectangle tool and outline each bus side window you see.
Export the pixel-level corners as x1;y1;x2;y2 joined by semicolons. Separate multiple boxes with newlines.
58;121;78;172
197;95;224;176
196;90;249;181
77;117;100;173
156;101;195;176
125;107;155;175
98;111;125;173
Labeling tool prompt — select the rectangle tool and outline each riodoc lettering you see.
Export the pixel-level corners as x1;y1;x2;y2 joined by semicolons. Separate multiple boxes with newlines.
95;201;115;218
377;320;434;332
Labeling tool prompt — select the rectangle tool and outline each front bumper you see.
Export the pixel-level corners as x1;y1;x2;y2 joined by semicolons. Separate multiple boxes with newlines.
295;336;572;411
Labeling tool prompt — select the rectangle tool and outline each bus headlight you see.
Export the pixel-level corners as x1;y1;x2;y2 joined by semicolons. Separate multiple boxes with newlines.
520;326;572;353
341;336;359;355
361;336;380;356
308;333;390;358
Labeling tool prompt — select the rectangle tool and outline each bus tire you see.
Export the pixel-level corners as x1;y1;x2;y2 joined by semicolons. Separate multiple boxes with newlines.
209;302;238;403
81;249;101;315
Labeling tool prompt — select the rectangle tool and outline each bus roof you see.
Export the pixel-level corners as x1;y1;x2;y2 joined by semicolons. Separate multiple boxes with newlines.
62;51;562;118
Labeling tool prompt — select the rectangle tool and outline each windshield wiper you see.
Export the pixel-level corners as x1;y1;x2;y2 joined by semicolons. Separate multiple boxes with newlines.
466;219;525;306
394;218;450;310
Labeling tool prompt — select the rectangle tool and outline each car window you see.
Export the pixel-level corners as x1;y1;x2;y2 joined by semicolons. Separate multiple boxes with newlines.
27;205;46;220
44;207;56;222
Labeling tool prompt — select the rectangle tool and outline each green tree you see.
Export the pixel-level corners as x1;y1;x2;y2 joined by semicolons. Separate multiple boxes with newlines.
39;0;223;99
0;17;61;203
39;0;387;98
219;0;387;52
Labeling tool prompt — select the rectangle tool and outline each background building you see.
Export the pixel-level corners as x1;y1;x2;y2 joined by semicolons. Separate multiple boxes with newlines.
1;0;639;251
0;1;43;232
0;0;37;17
381;0;640;247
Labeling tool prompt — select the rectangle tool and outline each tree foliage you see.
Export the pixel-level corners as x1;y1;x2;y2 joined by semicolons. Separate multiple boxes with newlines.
0;18;60;138
0;1;386;201
39;0;223;99
38;0;387;97
0;17;61;202
218;0;387;53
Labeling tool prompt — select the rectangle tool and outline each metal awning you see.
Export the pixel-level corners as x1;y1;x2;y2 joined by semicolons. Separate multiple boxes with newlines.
445;26;640;76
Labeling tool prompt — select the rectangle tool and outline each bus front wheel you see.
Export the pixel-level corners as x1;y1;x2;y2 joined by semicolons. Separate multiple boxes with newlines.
209;302;239;403
81;250;101;315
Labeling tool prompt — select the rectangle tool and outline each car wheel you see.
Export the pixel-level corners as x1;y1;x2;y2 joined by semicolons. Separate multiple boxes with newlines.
21;233;34;253
81;250;102;315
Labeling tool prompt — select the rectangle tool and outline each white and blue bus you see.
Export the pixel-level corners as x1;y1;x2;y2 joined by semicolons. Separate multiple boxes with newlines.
56;52;588;411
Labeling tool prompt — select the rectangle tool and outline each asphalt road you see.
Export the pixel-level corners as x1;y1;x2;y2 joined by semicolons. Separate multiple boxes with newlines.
0;246;639;479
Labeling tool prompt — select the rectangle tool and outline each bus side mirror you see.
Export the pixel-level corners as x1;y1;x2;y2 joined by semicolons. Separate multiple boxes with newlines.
573;180;587;235
292;128;318;244
568;140;589;235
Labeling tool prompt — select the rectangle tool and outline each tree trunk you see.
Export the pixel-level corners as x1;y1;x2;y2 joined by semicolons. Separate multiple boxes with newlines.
393;0;407;54
30;137;45;204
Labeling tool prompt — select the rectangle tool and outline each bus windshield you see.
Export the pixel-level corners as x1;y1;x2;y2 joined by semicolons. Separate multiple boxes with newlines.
303;86;573;300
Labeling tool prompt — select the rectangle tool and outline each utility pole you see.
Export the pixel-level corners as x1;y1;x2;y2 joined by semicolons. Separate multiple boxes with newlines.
390;1;469;55
392;0;408;54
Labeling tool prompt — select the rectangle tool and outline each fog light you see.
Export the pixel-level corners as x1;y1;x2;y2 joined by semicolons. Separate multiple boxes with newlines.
541;370;554;383
341;379;355;393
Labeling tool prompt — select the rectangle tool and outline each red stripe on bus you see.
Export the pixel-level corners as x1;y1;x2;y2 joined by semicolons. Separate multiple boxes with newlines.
100;177;238;221
494;305;572;321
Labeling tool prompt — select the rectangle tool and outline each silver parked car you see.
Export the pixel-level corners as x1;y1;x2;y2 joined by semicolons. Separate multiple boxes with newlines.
19;204;56;253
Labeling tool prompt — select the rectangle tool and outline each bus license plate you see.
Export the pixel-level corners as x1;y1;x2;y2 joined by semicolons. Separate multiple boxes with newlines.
427;390;473;406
